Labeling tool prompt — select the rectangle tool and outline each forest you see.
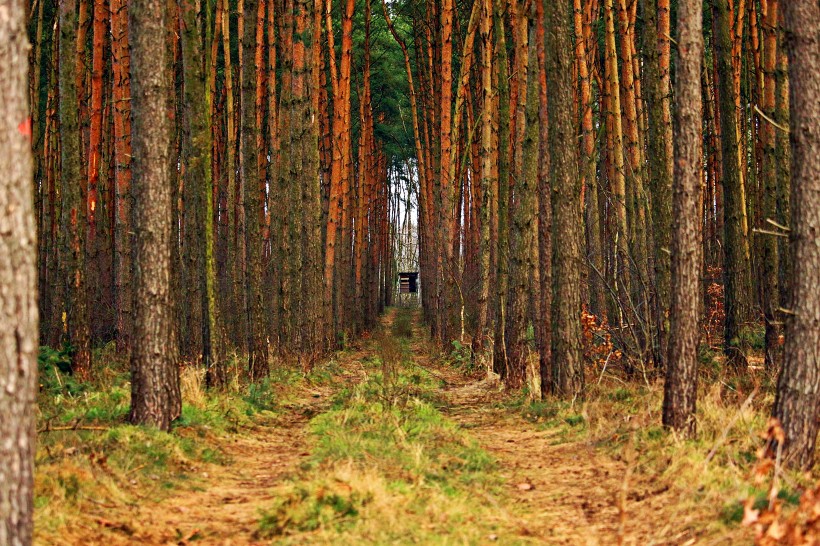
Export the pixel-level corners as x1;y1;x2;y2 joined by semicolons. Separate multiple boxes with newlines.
0;0;819;543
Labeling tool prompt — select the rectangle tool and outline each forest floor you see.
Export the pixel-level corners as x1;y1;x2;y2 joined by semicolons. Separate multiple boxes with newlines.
35;308;786;545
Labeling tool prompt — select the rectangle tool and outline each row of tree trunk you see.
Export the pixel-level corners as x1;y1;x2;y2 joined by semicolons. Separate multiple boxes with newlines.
28;0;398;387
387;0;820;467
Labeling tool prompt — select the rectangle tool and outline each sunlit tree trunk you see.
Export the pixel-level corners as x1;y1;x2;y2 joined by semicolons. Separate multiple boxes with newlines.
603;0;628;328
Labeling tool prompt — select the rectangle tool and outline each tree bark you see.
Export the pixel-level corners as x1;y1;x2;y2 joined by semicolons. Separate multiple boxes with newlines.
546;0;583;398
60;0;92;378
772;0;820;470
714;0;753;366
0;2;37;542
128;0;181;431
663;0;703;434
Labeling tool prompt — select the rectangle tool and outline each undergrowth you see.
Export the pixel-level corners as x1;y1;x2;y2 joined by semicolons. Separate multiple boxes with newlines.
34;342;338;543
503;340;810;542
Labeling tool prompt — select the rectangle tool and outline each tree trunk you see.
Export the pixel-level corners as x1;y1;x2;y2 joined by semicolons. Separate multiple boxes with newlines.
180;0;219;386
0;1;37;542
714;0;753;366
644;0;674;371
759;0;782;369
663;0;703;434
473;0;493;364
240;0;267;377
111;0;132;355
128;0;181;431
546;0;583;398
772;0;820;470
60;0;92;378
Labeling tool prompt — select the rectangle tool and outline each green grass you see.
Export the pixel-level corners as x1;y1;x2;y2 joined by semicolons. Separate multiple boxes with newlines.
258;315;512;543
33;344;340;542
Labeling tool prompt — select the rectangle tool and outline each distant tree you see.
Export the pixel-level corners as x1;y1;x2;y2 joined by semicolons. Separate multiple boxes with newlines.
128;0;181;430
772;0;820;470
663;0;703;433
180;0;219;386
0;0;37;542
714;0;753;366
59;0;92;378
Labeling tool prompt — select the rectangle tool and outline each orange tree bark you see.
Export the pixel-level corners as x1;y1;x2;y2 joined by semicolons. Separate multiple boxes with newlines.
110;0;132;354
603;0;628;327
438;0;455;345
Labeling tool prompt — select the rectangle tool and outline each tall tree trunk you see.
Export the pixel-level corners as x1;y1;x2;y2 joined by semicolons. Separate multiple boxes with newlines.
504;0;535;389
240;0;267;377
492;5;510;377
546;0;583;398
759;0;782;369
438;0;455;345
473;0;493;364
644;0;674;370
111;0;132;355
128;0;181;430
60;0;92;378
663;0;703;434
0;1;37;542
603;0;629;329
180;0;219;385
715;0;753;366
772;0;820;471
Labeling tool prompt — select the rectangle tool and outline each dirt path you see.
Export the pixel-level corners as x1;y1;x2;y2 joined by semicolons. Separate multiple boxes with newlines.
52;349;367;546
52;310;738;545
408;319;700;546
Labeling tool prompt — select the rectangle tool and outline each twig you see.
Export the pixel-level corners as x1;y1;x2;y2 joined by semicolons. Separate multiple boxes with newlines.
754;104;789;133
765;218;790;232
703;387;758;467
38;417;109;433
38;425;109;433
752;227;788;238
597;350;615;386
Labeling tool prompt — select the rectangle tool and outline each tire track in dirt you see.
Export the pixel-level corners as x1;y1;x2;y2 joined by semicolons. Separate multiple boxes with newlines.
406;312;699;546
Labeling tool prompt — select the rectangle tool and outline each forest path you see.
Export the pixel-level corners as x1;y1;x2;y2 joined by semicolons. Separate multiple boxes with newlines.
408;318;698;545
65;309;724;545
82;346;371;546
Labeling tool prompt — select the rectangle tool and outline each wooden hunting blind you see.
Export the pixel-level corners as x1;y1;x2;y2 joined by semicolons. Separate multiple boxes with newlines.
399;272;419;294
